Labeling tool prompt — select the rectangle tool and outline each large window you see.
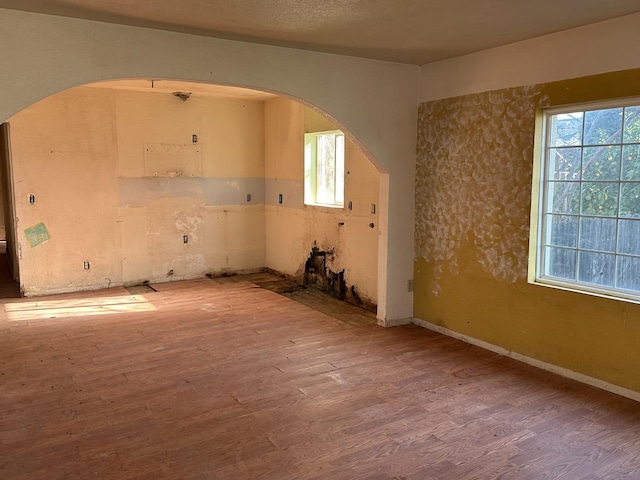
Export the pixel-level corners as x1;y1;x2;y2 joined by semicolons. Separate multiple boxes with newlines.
532;99;640;301
304;130;345;208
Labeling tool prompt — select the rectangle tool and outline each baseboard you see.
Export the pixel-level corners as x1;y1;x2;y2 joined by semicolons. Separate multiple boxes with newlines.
411;317;640;403
378;317;413;327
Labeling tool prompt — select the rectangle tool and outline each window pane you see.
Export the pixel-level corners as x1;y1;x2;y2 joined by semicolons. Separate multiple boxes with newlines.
578;251;615;287
621;145;640;181
578;217;616;252
316;134;336;204
623;106;640;143
618;219;640;255
547;181;580;214
617;255;640;292
538;102;640;299
584;108;623;145
304;140;313;205
619;182;640;218
335;135;345;205
549;113;582;147
548;147;581;180
582;146;620;181
580;182;619;216
547;214;577;247
545;247;576;280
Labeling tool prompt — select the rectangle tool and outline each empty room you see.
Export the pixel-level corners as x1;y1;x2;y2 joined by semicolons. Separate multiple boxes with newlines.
1;1;640;478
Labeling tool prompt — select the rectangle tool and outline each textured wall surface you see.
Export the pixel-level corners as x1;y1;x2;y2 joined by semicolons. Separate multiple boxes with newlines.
414;69;640;393
416;86;547;294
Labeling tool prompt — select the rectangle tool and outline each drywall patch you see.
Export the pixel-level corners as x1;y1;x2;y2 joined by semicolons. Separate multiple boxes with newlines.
24;222;50;248
416;86;550;288
144;143;202;177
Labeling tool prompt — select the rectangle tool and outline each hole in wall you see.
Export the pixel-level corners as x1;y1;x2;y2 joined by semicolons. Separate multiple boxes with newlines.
304;245;375;312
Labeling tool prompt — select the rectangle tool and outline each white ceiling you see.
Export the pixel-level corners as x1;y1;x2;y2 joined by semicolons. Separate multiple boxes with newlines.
2;0;640;65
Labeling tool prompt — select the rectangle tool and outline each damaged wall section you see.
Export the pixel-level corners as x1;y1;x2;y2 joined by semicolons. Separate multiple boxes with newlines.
264;97;380;308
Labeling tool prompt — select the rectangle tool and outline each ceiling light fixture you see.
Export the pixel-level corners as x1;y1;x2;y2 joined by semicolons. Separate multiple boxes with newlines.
173;91;191;101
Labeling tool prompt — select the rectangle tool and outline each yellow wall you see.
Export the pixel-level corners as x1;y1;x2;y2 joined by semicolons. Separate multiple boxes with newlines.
265;97;380;305
415;68;640;393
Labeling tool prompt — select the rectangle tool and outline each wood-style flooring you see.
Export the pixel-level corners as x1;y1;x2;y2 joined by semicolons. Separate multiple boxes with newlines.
1;274;639;479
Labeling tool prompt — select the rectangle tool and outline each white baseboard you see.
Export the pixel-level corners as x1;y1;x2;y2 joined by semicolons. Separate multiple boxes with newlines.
378;317;413;327
411;317;640;403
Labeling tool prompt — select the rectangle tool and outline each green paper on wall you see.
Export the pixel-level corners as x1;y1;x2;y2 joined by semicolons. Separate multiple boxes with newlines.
25;222;50;248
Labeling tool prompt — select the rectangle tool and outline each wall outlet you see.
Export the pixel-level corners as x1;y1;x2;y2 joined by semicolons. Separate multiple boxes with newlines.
407;279;413;292
83;260;90;270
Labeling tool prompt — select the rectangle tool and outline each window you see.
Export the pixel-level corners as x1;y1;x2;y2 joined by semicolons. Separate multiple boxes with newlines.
304;130;345;208
531;99;640;301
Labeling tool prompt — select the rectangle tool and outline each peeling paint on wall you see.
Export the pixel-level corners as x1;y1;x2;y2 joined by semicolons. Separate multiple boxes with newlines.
415;86;550;293
173;209;205;242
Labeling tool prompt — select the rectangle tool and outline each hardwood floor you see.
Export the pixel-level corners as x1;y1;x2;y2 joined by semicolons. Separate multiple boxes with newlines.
1;275;639;479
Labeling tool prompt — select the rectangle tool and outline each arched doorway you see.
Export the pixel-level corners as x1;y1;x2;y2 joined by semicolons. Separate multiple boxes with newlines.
0;8;417;322
3;80;382;311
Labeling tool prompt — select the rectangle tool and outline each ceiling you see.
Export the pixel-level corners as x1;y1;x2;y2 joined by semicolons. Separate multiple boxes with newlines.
2;0;640;65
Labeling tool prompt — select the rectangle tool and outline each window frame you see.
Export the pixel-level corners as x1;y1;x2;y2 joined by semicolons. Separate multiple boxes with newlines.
303;129;345;208
530;96;640;303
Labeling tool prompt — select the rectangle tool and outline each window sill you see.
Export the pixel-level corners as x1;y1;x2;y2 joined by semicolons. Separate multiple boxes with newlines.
304;202;344;210
530;276;640;306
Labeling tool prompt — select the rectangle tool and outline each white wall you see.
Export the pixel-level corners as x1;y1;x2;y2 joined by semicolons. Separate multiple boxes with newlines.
265;98;379;305
420;12;640;102
0;8;417;322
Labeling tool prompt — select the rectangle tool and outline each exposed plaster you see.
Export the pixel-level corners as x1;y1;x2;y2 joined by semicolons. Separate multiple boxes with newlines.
415;86;550;294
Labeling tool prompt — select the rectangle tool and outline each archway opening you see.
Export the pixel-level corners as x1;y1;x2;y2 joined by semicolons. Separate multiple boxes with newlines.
4;79;385;312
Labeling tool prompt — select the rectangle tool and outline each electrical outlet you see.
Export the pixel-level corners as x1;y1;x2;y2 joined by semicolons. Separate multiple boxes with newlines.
407;279;413;292
83;261;90;270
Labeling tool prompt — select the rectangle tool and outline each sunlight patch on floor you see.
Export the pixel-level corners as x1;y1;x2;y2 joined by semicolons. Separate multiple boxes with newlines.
5;295;156;321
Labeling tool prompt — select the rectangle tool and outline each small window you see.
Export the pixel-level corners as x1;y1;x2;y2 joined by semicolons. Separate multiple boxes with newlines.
531;99;640;301
304;130;345;208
